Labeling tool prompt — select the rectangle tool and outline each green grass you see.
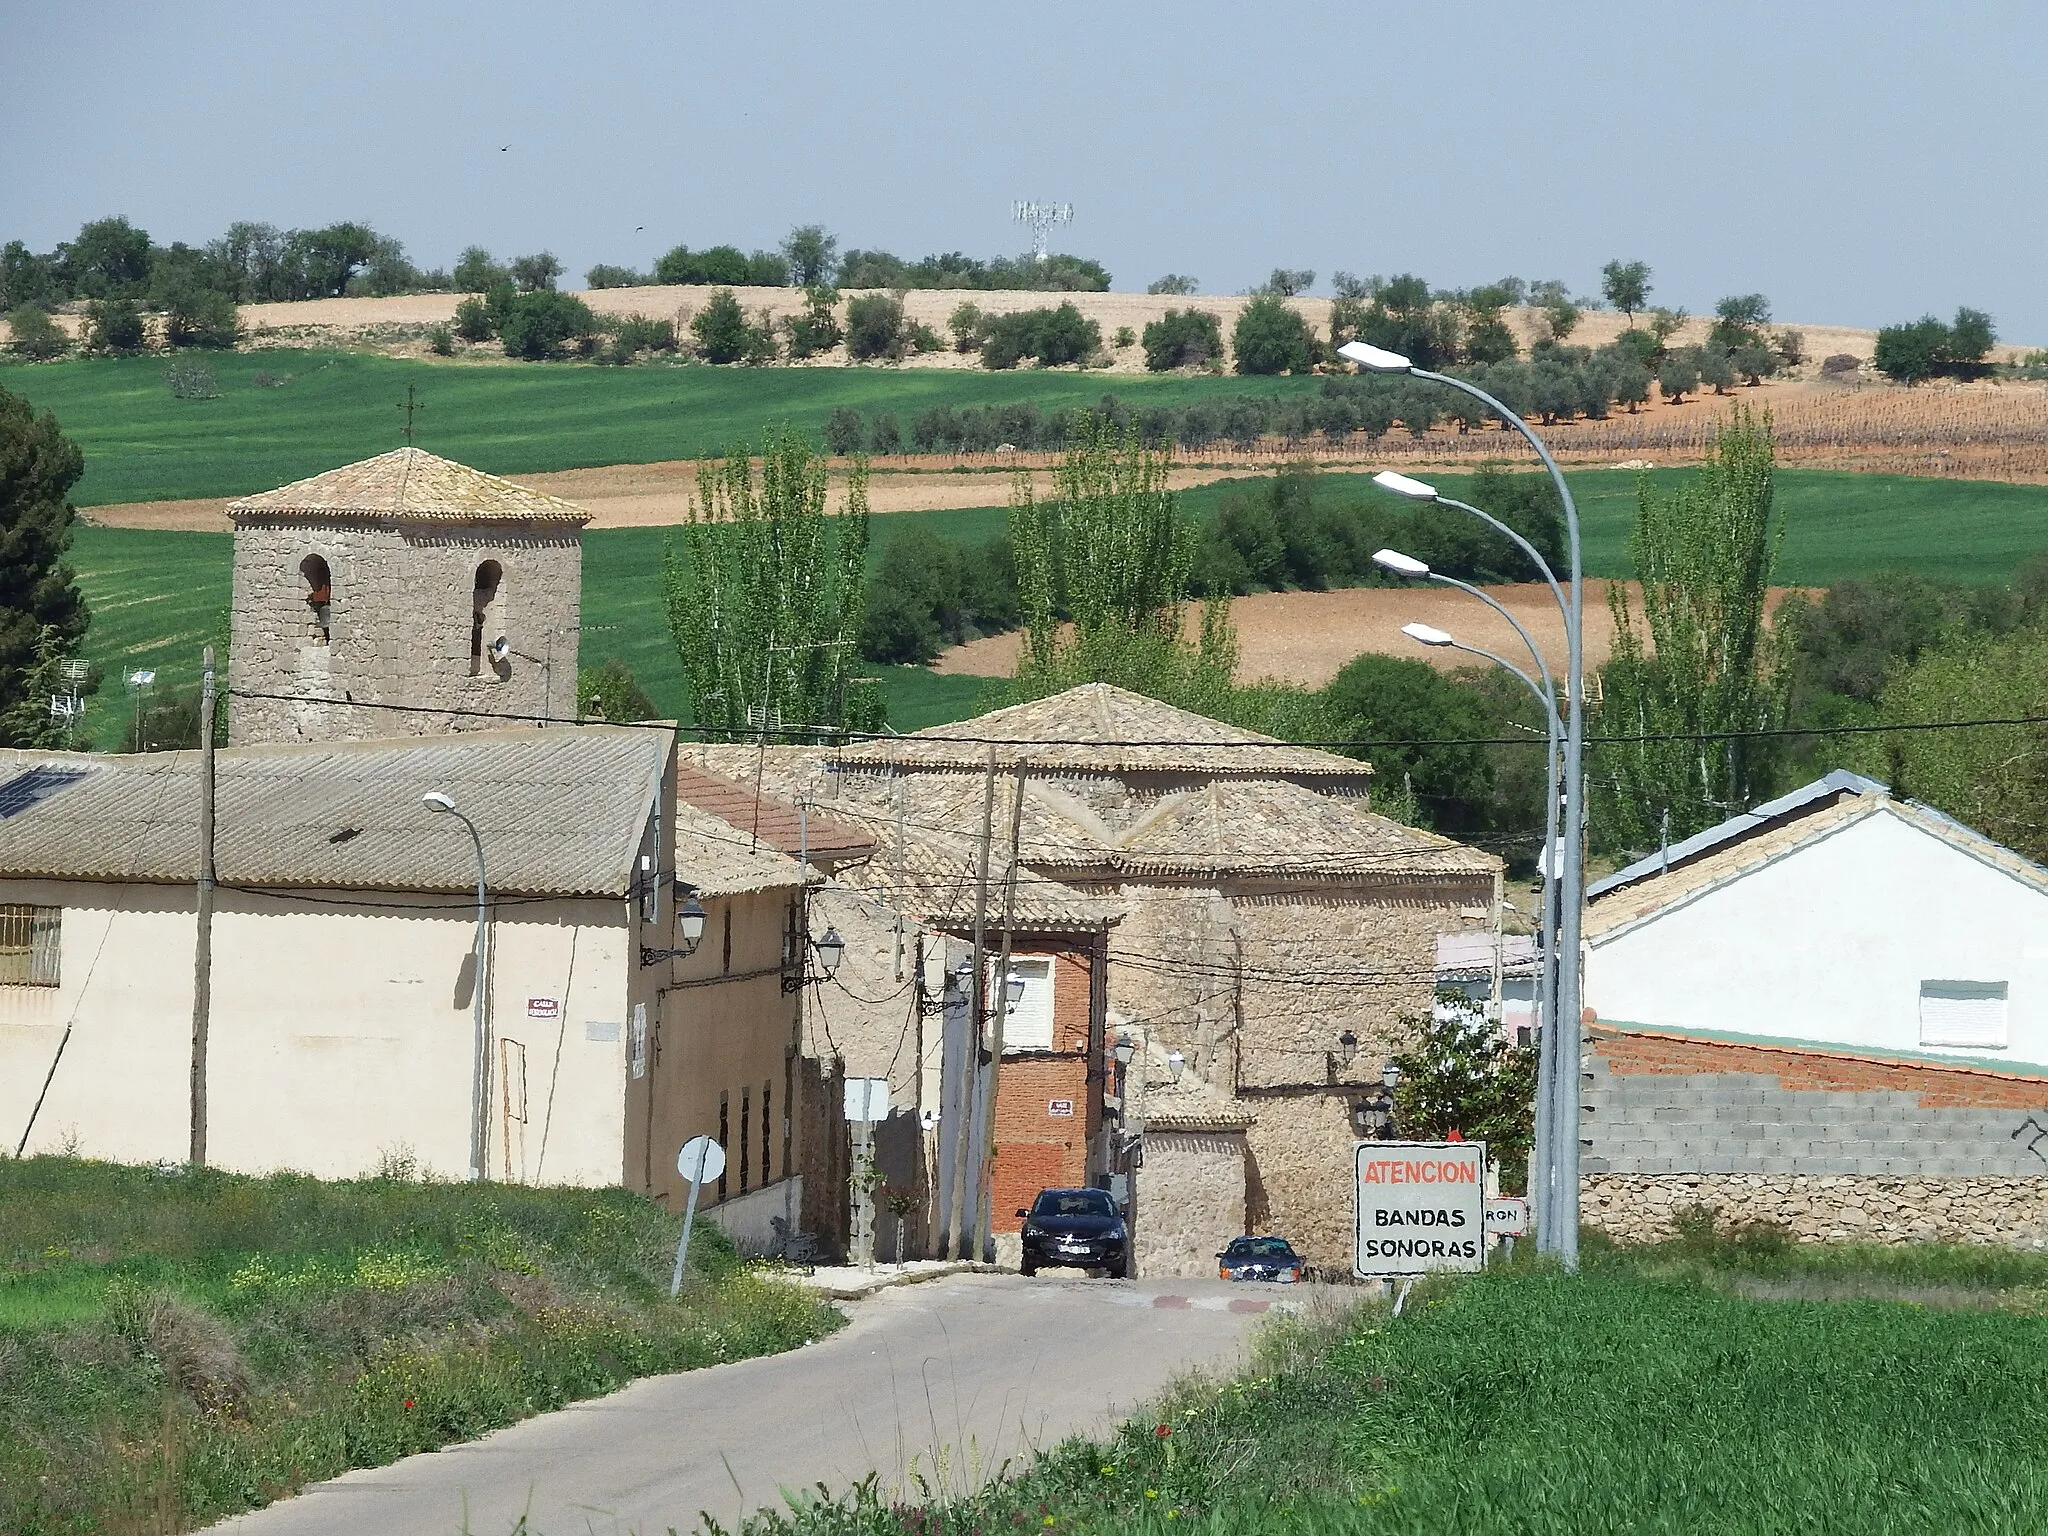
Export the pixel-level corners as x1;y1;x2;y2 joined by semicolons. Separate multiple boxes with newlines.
0;1155;840;1536
738;1238;2048;1535
1;349;1317;507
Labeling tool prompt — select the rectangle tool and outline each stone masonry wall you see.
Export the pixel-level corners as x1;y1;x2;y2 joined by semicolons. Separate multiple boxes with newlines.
1136;1131;1248;1277
230;518;580;744
1583;1028;2048;1246
1242;1090;1365;1272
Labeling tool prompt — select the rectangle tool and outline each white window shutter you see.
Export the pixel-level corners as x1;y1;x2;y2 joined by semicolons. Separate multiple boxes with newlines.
1918;980;2007;1049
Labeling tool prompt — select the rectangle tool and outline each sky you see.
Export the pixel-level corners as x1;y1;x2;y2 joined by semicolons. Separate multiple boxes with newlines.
4;0;2042;340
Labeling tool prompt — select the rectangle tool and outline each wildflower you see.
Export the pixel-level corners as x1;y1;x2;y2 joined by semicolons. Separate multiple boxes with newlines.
1100;1465;1116;1476
1145;1490;1160;1500
1154;1425;1171;1439
403;1398;415;1409
1043;1520;1056;1529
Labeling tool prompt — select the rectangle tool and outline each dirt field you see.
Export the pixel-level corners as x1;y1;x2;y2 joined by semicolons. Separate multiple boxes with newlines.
930;583;1812;688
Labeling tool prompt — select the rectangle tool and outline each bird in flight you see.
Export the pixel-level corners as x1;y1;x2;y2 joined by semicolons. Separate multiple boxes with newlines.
499;144;511;152
636;225;645;232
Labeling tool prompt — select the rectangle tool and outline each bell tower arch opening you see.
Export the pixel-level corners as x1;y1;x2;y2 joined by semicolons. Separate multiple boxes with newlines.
470;559;503;677
300;554;332;645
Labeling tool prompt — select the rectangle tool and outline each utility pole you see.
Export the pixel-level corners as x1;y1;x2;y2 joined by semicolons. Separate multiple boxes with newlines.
945;746;998;1259
972;761;1028;1263
189;645;216;1166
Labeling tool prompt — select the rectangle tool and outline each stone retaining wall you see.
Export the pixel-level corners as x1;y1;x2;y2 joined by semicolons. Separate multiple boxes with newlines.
1584;1172;2048;1247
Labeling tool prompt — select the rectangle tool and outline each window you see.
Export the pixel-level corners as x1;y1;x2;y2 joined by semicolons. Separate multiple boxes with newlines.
0;905;59;987
470;560;503;677
717;1092;730;1200
1001;957;1056;1051
1919;980;2008;1049
300;554;332;644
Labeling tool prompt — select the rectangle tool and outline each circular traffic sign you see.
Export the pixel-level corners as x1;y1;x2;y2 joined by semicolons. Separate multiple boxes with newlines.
677;1135;726;1184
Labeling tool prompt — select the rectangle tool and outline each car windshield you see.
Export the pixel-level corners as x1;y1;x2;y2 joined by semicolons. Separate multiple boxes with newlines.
1227;1238;1296;1258
1034;1190;1115;1217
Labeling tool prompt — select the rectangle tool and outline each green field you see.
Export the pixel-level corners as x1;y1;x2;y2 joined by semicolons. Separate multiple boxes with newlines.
750;1237;2048;1534
63;464;2048;747
0;349;1318;506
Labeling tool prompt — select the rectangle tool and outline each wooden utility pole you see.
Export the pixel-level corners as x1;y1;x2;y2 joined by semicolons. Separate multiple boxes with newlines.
972;760;1028;1263
188;645;216;1166
945;746;998;1259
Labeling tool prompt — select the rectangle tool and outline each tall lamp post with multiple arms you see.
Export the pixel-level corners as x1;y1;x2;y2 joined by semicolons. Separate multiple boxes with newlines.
424;791;491;1182
1342;338;1587;1269
1396;617;1564;1243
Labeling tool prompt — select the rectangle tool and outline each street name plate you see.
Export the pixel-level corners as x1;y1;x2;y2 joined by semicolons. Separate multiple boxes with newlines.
1484;1197;1529;1236
1354;1140;1487;1277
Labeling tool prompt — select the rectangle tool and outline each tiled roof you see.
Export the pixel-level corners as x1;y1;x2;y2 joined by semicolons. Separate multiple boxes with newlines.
829;824;1120;933
675;762;872;864
228;448;590;524
830;684;1374;779
0;727;663;897
1110;780;1495;878
673;800;810;896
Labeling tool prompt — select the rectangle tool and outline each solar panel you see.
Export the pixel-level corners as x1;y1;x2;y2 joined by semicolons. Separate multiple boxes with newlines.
0;766;93;819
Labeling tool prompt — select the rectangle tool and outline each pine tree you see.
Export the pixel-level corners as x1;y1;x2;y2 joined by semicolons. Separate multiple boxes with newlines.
0;388;91;747
663;428;879;741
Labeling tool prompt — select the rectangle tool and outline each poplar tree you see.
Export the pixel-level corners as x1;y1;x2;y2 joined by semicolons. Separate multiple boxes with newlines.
663;427;880;741
0;388;92;747
1596;405;1788;849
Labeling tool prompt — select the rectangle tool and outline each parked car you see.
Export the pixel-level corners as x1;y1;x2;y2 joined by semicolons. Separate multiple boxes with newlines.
1218;1235;1303;1283
1018;1188;1129;1278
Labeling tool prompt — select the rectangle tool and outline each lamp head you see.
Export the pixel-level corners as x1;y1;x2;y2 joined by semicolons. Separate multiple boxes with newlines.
1382;1061;1403;1090
1373;548;1431;579
1372;469;1439;501
422;792;456;814
1401;622;1455;648
488;637;511;666
677;892;707;944
813;925;845;977
1112;1032;1136;1067
1005;971;1027;1007
1165;1050;1186;1081
1338;340;1414;372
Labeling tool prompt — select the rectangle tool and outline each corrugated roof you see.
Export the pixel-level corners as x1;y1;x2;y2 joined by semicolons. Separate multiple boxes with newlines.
0;727;663;897
675;762;872;863
228;448;590;525
673;800;810;896
1584;790;2048;941
1588;769;1886;900
831;684;1374;780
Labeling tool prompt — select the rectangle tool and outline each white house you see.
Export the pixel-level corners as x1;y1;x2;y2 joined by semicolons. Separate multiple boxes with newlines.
1584;771;2048;1070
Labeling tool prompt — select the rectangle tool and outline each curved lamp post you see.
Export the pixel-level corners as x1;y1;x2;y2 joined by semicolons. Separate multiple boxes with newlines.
1375;544;1564;1239
1348;338;1589;1270
424;791;490;1181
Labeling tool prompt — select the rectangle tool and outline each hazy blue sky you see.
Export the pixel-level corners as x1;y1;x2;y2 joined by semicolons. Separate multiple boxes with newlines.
6;0;2042;339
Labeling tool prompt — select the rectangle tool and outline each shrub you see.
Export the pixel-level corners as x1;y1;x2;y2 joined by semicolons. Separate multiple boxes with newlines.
1231;294;1313;375
948;301;985;352
577;658;656;721
689;288;751;363
162;361;221;399
1112;325;1135;349
81;297;146;354
1875;307;1997;384
584;263;647;289
4;305;68;360
656;244;787;287
1820;352;1861;375
870;411;902;453
499;290;597;359
163;285;240;349
783;286;842;358
451;246;508;292
425;323;454;355
980;303;1101;369
845;293;908;361
823;407;863;455
603;313;678;355
452;289;500;342
740;308;780;364
1147;274;1198;295
905;317;944;354
1142;307;1224;371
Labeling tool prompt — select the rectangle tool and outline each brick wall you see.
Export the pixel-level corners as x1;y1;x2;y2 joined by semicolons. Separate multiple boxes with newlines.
991;1054;1091;1231
1583;1028;2048;1246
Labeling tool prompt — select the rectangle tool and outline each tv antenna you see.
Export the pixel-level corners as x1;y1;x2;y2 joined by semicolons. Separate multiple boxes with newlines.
1012;201;1073;263
48;658;89;738
398;383;425;443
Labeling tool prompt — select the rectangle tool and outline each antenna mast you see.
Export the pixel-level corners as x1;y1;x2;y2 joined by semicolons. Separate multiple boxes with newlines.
1011;200;1074;263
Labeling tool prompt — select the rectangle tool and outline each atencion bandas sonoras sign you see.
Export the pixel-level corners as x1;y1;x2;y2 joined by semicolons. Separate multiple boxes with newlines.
1353;1141;1486;1277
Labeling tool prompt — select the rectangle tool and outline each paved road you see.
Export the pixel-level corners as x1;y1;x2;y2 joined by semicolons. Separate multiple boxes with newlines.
209;1274;1305;1536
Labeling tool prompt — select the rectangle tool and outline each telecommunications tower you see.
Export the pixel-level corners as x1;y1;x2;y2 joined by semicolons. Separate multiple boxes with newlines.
1012;200;1074;262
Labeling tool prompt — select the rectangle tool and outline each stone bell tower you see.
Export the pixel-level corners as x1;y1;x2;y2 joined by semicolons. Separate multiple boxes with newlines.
226;447;588;745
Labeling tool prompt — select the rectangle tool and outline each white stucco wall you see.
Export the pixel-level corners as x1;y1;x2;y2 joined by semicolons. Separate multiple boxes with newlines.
1586;809;2048;1068
0;879;633;1183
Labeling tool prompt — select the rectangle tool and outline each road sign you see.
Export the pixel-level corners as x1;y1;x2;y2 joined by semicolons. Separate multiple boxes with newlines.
1484;1196;1529;1237
670;1136;726;1296
677;1135;726;1184
1354;1140;1487;1278
844;1077;889;1124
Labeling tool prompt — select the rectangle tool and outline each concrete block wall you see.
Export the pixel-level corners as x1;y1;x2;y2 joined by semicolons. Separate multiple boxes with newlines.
1582;1028;2048;1245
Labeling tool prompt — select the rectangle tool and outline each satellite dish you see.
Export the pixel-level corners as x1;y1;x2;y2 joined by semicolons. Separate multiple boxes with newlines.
489;636;511;665
677;1135;726;1185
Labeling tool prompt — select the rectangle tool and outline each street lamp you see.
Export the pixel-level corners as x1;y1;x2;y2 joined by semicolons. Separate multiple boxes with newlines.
424;791;490;1182
813;925;845;977
1377;541;1564;1245
1351;1059;1403;1140
1347;338;1589;1271
1336;1029;1358;1068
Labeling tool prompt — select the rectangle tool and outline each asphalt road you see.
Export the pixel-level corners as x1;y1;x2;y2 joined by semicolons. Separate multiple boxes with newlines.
207;1273;1306;1536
